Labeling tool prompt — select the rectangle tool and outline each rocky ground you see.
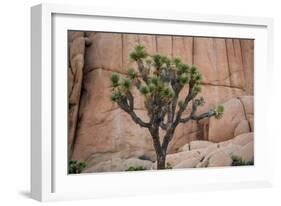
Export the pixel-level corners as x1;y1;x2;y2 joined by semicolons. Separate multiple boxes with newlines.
83;132;253;173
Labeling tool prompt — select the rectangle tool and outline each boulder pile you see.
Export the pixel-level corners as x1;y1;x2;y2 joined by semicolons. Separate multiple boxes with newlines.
83;133;254;172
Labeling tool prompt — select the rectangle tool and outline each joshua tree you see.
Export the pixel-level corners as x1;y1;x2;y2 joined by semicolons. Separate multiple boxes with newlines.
110;45;224;169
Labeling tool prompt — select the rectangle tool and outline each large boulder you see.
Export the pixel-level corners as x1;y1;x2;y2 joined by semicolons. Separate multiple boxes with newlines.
221;143;242;156
238;96;254;131
165;150;203;167
208;150;232;167
232;133;254;146
234;120;251;137
190;140;216;150
177;143;190;152
218;139;233;148
208;97;253;142
232;141;254;162
174;157;201;169
198;149;232;168
197;144;219;157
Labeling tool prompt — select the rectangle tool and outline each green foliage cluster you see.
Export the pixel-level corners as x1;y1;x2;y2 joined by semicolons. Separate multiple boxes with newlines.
129;44;148;61
68;160;87;174
215;104;224;119
231;156;254;166
110;44;205;109
125;166;146;171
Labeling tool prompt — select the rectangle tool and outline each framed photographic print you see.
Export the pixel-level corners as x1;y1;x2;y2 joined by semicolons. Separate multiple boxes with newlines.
31;3;274;201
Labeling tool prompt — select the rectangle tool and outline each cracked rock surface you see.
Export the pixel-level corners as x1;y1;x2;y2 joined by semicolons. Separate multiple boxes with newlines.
68;31;254;171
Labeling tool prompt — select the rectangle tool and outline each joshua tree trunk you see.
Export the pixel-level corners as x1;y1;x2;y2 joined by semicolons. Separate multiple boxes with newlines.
149;127;167;169
149;126;175;169
157;153;166;169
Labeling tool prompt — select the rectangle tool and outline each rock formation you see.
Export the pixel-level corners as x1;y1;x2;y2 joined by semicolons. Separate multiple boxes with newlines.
68;31;254;171
83;135;254;172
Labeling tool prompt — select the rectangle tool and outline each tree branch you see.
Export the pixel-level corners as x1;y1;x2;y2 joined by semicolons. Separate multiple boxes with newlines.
170;81;183;121
127;92;134;110
173;87;193;126
179;110;216;123
117;94;150;128
137;60;149;83
179;116;191;123
179;99;216;123
158;106;168;130
160;121;168;130
171;93;179;123
161;127;176;151
190;110;216;121
149;126;164;158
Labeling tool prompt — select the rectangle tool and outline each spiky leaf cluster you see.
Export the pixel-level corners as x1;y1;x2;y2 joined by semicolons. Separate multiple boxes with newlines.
130;44;148;61
139;84;149;95
110;73;132;102
110;72;119;87
160;85;174;100
127;68;137;79
215;104;224;119
179;73;189;85
110;91;122;102
194;97;205;106
121;78;132;90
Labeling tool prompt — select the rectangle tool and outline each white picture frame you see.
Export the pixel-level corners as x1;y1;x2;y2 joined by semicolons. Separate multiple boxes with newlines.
31;3;274;202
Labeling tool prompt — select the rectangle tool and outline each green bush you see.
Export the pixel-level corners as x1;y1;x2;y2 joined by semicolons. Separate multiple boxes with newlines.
68;160;87;174
125;166;146;171
231;156;254;166
166;162;173;169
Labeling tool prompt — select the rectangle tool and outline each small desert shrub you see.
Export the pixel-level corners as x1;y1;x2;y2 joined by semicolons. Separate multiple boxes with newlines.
126;166;146;171
68;160;87;174
231;156;254;166
166;162;173;169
